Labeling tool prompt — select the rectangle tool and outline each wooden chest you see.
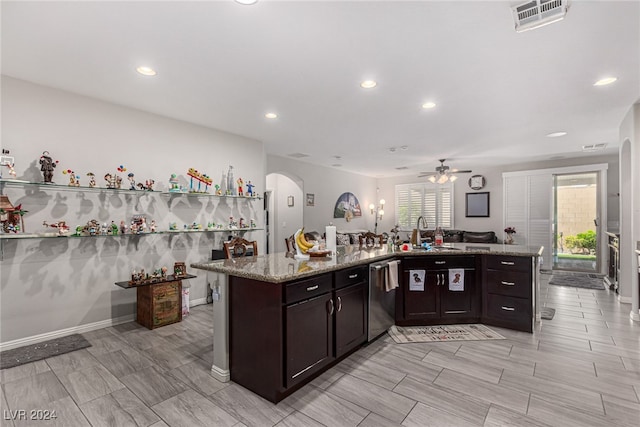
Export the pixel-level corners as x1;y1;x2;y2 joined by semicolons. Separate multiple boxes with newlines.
136;280;182;329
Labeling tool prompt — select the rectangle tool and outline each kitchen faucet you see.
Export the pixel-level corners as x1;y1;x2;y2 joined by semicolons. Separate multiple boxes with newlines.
416;216;428;247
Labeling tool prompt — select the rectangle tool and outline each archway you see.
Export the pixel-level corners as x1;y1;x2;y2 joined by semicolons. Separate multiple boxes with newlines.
265;172;304;254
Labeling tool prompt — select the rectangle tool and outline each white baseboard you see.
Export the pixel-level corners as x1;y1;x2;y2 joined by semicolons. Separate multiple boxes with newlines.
0;314;135;352
617;295;633;304
189;297;208;307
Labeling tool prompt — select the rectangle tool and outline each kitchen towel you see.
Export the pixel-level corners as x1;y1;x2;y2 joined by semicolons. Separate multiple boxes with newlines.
448;268;465;291
386;260;400;292
409;269;425;291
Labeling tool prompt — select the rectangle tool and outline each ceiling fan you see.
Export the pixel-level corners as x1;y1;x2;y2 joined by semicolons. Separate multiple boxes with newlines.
418;159;472;184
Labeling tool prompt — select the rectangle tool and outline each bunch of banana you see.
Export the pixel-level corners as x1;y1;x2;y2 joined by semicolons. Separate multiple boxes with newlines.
294;228;315;254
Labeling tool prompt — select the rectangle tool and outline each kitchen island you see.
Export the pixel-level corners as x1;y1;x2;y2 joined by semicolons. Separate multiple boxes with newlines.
192;243;543;403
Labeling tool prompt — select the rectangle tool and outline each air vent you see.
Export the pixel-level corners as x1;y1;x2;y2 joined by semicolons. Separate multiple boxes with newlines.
287;152;309;158
582;143;607;152
512;0;568;33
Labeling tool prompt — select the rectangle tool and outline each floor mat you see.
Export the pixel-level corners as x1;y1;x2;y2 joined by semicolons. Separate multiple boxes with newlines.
541;307;556;320
548;272;606;289
0;334;91;370
388;324;505;343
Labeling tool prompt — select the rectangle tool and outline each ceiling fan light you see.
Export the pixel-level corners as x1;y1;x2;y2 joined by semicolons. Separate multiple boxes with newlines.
449;175;458;182
437;174;449;184
428;176;437;183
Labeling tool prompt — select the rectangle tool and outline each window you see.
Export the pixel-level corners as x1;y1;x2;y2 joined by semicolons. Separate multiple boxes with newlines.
395;183;453;230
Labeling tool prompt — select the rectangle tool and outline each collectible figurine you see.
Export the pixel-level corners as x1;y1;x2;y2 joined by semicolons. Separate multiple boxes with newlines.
239;217;245;228
119;220;127;235
169;222;178;231
226;165;235;195
228;216;237;229
250;218;256;228
75;225;83;236
214;184;222;196
246;180;255;197
63;169;80;187
149;220;157;233
115;175;123;189
100;223;109;235
187;168;212;193
104;173;116;189
1;150;17;179
127;173;136;190
0;196;27;233
39;151;58;183
237;177;244;196
207;222;215;231
110;221;118;235
87;172;97;188
42;220;70;236
169;174;181;192
137;179;155;191
130;221;138;235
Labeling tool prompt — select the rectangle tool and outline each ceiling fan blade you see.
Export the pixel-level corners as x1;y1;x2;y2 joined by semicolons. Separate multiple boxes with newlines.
417;173;432;178
451;169;472;173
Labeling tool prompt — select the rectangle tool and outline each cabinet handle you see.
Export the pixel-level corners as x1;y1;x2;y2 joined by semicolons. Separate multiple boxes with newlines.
501;306;515;311
306;285;319;292
500;281;515;286
501;261;515;266
435;261;446;265
436;274;441;286
348;274;358;279
327;299;334;315
336;296;342;312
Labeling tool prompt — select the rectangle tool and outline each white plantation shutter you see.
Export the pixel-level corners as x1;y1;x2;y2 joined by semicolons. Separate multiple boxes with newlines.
395;183;454;229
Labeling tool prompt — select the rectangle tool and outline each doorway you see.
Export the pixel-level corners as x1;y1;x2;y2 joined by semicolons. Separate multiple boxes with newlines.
552;172;600;272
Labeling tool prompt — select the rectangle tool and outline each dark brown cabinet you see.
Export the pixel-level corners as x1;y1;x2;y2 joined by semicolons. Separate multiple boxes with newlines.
398;256;479;325
482;255;533;332
285;292;334;388
229;267;368;403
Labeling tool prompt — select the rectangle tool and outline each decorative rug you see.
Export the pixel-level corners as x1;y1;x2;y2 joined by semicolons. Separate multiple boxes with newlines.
548;272;606;290
541;307;556;320
0;334;91;370
388;324;505;343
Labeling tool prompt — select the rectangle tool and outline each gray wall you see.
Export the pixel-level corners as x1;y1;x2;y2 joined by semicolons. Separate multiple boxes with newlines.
1;77;265;347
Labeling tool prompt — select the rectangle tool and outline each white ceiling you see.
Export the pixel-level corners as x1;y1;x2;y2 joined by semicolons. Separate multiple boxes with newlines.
2;1;639;177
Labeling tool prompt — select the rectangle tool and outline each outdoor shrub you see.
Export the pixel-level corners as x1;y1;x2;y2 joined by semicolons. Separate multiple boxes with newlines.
564;230;596;254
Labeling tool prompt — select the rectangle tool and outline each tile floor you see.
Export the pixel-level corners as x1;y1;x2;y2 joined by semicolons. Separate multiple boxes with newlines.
1;273;639;426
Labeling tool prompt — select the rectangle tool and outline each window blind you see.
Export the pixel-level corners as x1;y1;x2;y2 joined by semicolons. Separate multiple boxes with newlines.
395;183;453;230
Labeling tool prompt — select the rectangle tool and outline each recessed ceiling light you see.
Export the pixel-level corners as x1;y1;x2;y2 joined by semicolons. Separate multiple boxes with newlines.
594;77;617;86
360;80;377;89
136;66;157;76
546;131;567;138
235;0;258;5
422;102;436;109
265;112;278;119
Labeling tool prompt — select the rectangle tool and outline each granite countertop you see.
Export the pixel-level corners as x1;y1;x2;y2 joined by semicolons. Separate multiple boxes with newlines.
191;243;544;284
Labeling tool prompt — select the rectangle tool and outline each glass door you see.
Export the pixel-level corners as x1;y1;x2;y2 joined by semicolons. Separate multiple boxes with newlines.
552;172;599;272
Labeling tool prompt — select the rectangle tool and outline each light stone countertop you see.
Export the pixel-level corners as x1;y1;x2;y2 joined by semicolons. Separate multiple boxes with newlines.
191;243;544;284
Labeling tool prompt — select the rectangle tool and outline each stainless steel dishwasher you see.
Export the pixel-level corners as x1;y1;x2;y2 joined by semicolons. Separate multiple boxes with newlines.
368;260;398;341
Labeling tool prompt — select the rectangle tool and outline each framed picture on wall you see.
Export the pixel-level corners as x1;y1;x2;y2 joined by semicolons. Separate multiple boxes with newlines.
306;193;315;206
466;192;490;217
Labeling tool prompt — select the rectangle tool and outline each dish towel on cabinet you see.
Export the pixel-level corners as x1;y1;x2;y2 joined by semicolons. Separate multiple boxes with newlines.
448;268;465;291
386;260;400;292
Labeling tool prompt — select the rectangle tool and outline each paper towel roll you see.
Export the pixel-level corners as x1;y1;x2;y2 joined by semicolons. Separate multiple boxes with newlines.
325;225;337;254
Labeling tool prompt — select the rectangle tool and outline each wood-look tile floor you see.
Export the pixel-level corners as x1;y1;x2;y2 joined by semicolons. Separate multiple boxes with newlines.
2;273;639;426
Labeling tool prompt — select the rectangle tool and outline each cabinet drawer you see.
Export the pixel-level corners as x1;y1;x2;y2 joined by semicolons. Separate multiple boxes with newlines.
404;255;475;270
486;255;530;272
486;270;531;298
334;266;368;289
285;274;332;305
486;294;531;324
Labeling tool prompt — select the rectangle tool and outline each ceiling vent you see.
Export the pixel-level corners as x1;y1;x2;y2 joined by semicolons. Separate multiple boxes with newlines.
512;0;568;33
582;143;607;152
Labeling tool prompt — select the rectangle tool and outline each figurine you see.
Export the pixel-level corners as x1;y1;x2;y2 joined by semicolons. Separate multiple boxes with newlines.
39;151;58;183
226;165;235;195
137;179;155;191
0;196;27;233
149;220;157;233
75;225;83;236
119;220;127;235
115;175;123;189
214;184;222;196
161;266;168;277
139;217;148;233
228;216;237;229
169;222;178;231
237;177;244;196
239;217;245;228
187;168;212;193
63;169;80;187
250;218;256;228
127;173;136;190
104;173;115;188
130;221;138;235
246;181;255;197
110;221;118;235
100;223;109;235
42;220;70;236
87;172;96;188
1;150;17;179
207;222;215;231
169;174;181;192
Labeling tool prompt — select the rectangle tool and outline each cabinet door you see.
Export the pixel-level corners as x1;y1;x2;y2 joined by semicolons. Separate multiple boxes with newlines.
440;270;476;318
285;293;334;388
335;282;368;357
403;270;440;321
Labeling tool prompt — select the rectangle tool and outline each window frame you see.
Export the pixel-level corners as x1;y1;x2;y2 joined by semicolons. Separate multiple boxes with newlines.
394;182;454;231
